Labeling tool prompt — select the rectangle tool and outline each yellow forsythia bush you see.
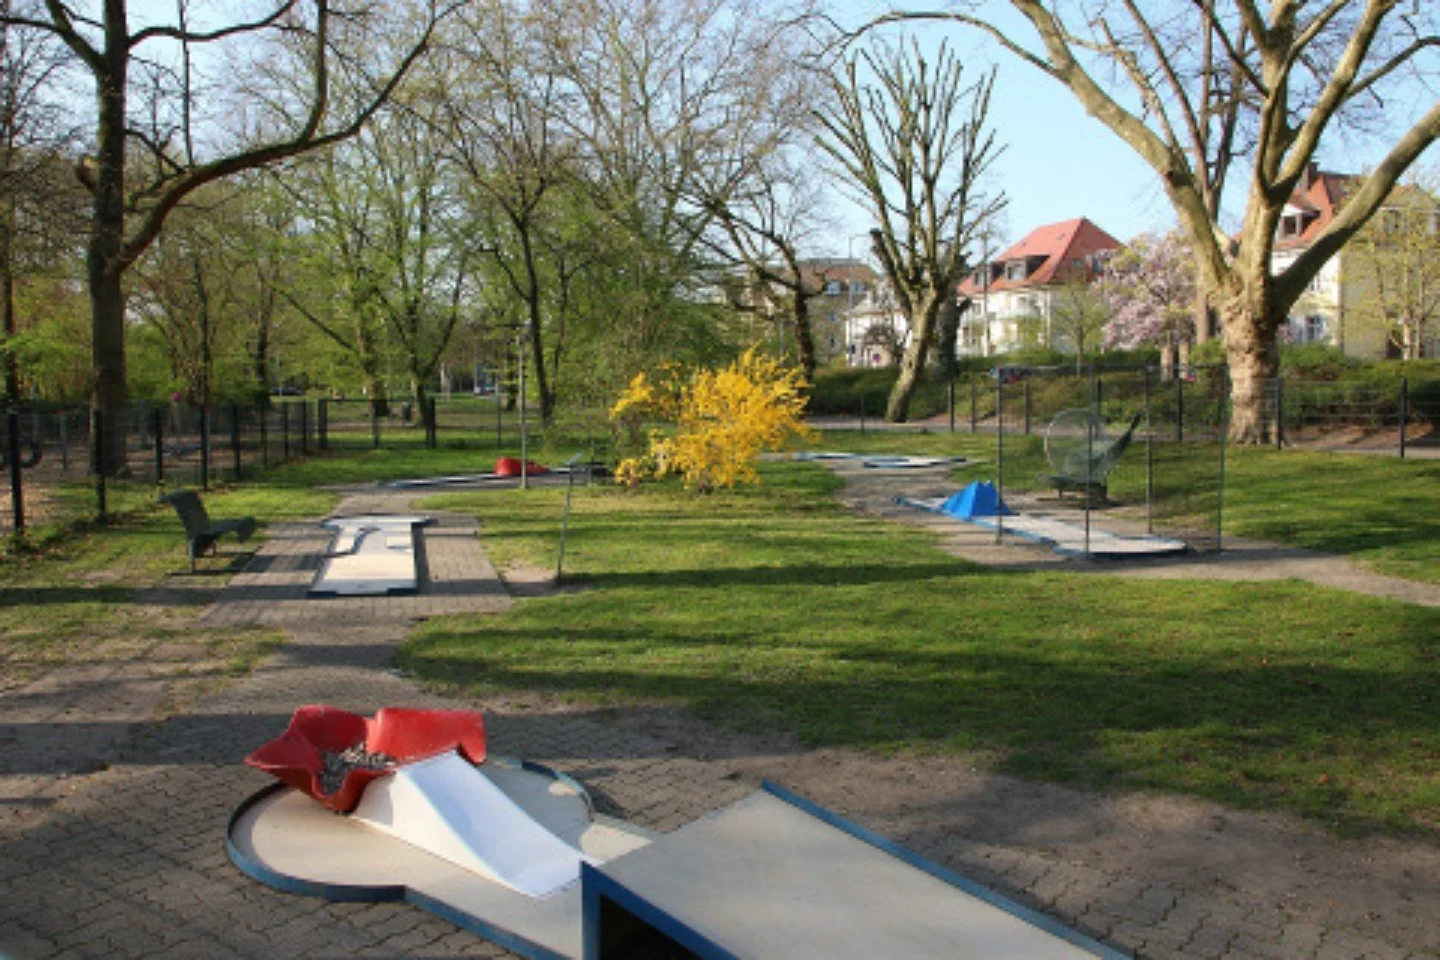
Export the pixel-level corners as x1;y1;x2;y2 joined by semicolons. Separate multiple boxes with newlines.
609;348;815;492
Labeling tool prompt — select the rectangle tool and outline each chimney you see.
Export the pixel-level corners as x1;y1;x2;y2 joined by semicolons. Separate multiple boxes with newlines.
1300;161;1319;191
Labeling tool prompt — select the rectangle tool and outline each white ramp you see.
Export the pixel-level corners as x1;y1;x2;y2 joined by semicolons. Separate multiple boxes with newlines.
311;515;431;596
351;752;600;899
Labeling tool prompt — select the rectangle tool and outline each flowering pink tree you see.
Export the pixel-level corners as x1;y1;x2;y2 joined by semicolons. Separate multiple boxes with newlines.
1102;233;1196;350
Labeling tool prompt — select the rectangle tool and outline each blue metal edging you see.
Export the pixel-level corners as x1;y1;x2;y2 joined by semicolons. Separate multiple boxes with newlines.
580;863;739;960
760;781;1132;960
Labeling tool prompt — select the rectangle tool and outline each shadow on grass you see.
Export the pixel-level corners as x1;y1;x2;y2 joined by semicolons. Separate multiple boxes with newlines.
402;608;1440;836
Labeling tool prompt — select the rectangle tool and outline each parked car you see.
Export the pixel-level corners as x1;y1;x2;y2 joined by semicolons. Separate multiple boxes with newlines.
271;385;303;396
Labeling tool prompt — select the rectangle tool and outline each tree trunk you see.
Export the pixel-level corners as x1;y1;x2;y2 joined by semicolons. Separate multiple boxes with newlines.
933;297;960;382
1221;296;1279;444
791;294;817;383
886;297;939;421
89;256;129;475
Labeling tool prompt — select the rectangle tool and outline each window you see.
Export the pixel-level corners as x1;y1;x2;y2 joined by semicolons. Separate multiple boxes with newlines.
852;281;867;294
1382;208;1402;233
1006;261;1027;281
824;280;842;296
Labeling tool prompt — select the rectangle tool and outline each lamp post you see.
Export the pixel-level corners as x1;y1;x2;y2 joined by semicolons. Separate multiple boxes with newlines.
846;233;871;367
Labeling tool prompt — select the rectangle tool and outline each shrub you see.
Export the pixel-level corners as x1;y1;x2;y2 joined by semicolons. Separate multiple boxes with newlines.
610;348;816;492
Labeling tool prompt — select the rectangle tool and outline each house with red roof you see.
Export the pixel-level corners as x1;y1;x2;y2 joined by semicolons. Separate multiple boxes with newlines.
1273;164;1439;358
956;217;1122;356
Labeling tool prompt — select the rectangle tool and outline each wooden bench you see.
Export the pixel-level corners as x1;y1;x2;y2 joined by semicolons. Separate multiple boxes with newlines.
161;490;257;571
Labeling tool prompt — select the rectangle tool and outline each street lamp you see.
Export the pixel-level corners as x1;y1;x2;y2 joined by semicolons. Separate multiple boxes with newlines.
846;233;871;367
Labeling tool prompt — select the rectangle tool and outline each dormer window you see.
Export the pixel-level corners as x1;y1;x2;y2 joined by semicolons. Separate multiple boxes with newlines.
824;280;842;295
1006;261;1027;281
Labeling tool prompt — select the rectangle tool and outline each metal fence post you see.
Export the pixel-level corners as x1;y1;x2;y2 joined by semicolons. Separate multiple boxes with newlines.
948;380;956;433
93;410;107;523
1175;375;1185;444
1024;380;1032;435
318;398;329;452
200;405;211;491
153;407;165;485
281;402;291;461
970;379;977;433
1399;376;1408;460
8;410;24;536
859;393;866;434
994;380;1004;544
300;401;309;455
231;405;242;480
1144;367;1154;534
371;400;381;449
259;406;269;470
428;397;438;448
1274;379;1284;450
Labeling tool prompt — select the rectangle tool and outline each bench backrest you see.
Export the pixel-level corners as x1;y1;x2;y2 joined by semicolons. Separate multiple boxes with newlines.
163;490;213;538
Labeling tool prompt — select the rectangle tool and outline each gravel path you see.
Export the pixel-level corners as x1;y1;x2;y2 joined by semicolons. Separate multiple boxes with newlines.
0;482;1436;958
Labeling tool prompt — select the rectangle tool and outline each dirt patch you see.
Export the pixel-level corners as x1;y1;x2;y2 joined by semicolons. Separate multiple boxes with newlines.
497;560;594;598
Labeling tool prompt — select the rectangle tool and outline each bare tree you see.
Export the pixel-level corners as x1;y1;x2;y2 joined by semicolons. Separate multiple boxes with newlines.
4;0;453;470
864;2;1440;440
536;0;809;375
816;39;1004;421
701;149;835;382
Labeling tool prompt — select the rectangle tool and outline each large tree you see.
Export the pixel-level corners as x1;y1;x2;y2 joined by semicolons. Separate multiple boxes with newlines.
816;39;1005;421
4;0;451;471
866;2;1440;440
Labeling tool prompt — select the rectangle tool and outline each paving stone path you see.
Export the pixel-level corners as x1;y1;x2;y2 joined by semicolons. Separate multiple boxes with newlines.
1;484;1437;959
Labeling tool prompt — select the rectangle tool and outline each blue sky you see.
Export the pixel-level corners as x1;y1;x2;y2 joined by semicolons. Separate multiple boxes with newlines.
822;2;1439;255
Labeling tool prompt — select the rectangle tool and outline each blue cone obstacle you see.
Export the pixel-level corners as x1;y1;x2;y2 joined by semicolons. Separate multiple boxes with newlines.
941;481;1014;519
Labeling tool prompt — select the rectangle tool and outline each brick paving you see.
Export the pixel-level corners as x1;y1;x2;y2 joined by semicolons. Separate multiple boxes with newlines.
1;486;1437;959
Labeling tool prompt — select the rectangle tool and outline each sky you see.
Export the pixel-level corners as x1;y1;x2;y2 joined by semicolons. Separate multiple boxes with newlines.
821;1;1440;257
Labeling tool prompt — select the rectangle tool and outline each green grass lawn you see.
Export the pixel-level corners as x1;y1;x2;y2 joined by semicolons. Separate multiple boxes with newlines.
403;462;1440;837
0;483;334;689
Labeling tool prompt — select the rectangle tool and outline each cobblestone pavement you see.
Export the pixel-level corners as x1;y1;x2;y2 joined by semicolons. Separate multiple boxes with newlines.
1;486;1438;959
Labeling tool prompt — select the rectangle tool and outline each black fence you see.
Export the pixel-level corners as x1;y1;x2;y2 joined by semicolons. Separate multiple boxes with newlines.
1259;376;1437;457
0;394;613;540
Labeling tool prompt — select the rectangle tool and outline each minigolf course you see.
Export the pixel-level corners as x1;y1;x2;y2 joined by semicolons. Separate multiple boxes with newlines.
229;707;1125;959
310;515;432;596
900;482;1187;559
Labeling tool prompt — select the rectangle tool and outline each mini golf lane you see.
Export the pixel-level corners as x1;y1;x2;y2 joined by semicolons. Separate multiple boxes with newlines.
228;762;1122;959
901;496;1189;559
310;515;432;596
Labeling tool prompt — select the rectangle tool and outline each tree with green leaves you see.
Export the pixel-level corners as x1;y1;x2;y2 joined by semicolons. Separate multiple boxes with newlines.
4;0;453;471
